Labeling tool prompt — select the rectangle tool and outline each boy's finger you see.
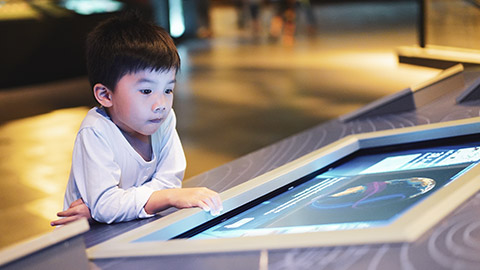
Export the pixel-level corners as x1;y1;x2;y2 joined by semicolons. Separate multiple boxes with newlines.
213;194;223;212
203;197;222;216
56;207;78;217
56;210;73;217
206;193;222;214
197;200;210;212
50;216;78;226
56;210;69;217
70;198;84;207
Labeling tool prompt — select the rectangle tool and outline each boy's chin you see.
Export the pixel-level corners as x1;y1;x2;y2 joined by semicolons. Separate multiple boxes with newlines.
141;126;161;136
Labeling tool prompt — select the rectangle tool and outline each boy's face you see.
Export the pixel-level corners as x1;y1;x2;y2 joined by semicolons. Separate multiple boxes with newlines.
106;69;176;139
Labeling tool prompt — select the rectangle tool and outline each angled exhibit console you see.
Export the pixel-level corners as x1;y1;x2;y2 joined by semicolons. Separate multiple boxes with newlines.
87;117;480;258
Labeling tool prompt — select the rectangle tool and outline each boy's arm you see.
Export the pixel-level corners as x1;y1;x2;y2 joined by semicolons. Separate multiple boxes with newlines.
51;185;223;226
144;187;223;216
71;129;158;224
136;111;222;215
67;111;222;224
141;112;223;215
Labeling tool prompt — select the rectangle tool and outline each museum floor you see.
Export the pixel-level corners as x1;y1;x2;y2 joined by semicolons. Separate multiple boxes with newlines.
0;1;441;249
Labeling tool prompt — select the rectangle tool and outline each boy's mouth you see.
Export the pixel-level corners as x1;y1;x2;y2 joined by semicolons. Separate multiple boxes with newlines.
149;118;163;124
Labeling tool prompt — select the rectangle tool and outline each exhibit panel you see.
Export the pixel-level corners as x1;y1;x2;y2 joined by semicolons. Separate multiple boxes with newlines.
86;67;480;269
87;117;480;257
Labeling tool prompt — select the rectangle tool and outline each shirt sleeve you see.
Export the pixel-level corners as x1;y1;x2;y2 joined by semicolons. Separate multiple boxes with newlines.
72;128;154;224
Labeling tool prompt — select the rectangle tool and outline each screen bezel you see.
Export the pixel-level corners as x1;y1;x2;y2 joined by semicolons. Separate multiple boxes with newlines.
87;117;480;258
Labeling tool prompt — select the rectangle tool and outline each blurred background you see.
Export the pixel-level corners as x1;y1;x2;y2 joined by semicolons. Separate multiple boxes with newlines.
2;0;479;249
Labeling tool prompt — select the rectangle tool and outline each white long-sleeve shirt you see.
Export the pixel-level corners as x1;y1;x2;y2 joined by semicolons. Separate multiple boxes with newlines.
63;107;186;224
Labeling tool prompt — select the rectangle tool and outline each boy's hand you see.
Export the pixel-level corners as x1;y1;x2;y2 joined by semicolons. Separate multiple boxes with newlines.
171;187;223;216
50;198;92;226
146;187;223;216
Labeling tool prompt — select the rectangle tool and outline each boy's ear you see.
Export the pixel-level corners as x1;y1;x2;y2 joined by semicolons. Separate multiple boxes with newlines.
93;83;113;107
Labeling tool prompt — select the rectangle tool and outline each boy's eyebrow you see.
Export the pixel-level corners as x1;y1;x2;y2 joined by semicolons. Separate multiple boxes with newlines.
136;78;176;84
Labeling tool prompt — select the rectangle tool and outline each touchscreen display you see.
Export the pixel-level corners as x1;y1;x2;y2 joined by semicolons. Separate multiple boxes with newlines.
135;138;480;242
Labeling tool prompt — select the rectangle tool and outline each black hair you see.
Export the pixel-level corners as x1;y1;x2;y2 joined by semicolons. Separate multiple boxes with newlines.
86;12;180;90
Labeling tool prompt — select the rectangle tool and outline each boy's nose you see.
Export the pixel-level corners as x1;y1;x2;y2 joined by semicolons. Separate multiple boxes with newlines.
154;106;166;112
152;95;167;112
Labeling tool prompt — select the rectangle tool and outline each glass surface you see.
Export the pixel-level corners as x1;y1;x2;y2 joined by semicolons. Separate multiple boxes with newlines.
134;138;480;242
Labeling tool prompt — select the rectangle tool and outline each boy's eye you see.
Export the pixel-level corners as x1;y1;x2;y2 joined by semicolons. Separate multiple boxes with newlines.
140;89;152;94
165;89;173;94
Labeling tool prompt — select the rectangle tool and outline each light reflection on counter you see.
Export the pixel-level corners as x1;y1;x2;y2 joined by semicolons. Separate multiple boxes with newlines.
0;107;88;248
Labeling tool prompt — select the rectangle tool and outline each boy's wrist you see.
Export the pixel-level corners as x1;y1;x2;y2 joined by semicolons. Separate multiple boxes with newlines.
145;189;174;214
162;189;174;208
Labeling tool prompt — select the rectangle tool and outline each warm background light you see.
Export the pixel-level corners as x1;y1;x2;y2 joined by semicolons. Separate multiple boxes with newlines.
0;1;441;249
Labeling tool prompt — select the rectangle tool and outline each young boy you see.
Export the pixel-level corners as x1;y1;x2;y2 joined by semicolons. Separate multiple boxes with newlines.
51;13;222;225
